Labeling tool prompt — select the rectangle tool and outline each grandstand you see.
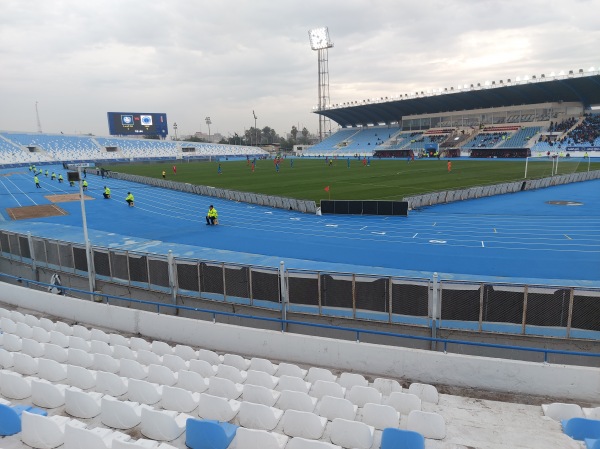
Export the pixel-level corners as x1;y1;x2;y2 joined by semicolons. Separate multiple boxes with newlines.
303;73;600;159
0;132;267;165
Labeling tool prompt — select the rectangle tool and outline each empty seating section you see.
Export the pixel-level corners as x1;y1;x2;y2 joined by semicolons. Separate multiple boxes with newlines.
386;132;420;149
304;128;358;154
339;127;395;153
0;305;585;449
0;132;267;166
405;134;446;150
2;132;104;161
304;126;402;156
463;131;509;149
498;126;541;148
0;137;46;164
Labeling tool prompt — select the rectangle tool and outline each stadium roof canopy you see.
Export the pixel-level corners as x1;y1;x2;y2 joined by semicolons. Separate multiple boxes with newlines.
316;74;600;128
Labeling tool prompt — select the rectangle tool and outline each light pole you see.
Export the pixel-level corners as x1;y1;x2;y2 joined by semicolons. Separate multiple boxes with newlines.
308;27;334;141
205;116;211;143
253;110;258;146
173;122;178;141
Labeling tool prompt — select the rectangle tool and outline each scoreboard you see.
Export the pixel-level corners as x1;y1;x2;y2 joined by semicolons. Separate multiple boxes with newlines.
107;112;168;137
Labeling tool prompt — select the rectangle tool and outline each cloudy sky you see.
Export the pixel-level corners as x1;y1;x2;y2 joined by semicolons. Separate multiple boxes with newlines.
1;0;598;139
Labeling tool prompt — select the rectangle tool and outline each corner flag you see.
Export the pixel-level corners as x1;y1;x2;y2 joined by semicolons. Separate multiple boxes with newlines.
324;186;330;192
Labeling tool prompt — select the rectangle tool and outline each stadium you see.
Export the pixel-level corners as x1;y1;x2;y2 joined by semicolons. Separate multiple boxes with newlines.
0;65;599;448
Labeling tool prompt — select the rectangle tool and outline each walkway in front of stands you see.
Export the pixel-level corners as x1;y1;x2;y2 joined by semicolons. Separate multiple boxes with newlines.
0;165;598;286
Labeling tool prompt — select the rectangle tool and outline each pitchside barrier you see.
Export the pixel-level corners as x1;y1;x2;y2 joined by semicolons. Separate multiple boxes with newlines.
403;169;600;209
1;229;599;342
320;200;409;216
106;172;318;214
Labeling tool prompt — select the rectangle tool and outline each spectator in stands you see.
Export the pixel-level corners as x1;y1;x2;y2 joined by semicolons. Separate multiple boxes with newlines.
125;192;134;207
103;186;111;199
34;175;41;189
206;205;218;225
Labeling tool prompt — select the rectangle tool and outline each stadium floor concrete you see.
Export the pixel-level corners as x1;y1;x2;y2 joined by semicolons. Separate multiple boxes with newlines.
0;165;598;286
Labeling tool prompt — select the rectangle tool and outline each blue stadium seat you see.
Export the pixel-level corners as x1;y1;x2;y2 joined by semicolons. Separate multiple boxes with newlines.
586;438;600;449
562;417;600;441
380;427;425;449
0;403;48;436
185;418;239;449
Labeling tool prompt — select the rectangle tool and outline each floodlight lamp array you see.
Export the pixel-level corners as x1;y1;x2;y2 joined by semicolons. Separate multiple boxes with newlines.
308;27;332;50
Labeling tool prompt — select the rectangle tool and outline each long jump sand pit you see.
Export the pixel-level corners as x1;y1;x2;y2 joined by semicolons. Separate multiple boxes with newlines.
45;193;93;203
6;204;68;220
6;194;93;220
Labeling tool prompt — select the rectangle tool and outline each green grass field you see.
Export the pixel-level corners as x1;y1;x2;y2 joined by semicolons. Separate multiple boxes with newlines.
109;158;600;203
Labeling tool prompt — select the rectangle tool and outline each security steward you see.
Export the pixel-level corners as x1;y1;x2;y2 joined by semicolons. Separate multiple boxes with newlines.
206;205;218;225
125;192;135;207
103;186;111;199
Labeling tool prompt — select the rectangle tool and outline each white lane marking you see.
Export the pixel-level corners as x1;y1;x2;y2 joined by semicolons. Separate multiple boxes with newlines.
432;222;437;226
371;231;386;235
493;228;497;233
325;224;338;228
481;241;485;247
412;233;418;238
290;218;300;221
0;178;22;206
264;211;273;214
429;240;446;244
564;234;572;240
359;226;368;230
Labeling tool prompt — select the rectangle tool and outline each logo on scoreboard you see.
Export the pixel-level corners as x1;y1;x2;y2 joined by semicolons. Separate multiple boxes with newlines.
121;115;134;126
140;115;153;126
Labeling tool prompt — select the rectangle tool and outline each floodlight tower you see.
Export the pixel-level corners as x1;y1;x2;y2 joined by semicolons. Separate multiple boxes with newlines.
205;116;211;142
308;27;333;141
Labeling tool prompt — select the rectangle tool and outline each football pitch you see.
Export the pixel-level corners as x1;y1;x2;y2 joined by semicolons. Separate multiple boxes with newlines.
109;157;599;204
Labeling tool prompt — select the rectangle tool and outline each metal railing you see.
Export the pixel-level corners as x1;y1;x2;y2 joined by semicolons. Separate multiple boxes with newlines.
108;171;318;214
1;273;599;365
1;229;599;342
404;170;600;209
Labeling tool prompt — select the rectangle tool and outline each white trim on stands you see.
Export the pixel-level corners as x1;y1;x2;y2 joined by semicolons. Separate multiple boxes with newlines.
0;282;597;402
